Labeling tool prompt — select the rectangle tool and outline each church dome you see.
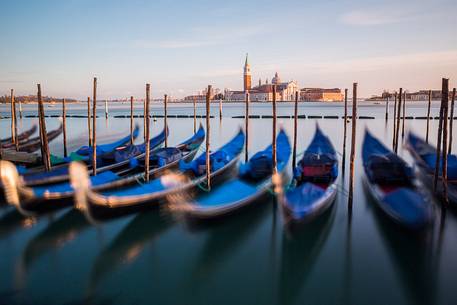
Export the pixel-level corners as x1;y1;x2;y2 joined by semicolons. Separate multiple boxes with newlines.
272;72;281;84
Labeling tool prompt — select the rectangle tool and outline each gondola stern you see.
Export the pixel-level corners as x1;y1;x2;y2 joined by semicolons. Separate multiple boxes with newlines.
0;160;21;208
69;161;92;214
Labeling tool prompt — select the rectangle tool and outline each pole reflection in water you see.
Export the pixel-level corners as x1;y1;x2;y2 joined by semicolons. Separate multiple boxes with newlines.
184;201;270;284
368;195;437;305
278;203;336;305
87;211;175;295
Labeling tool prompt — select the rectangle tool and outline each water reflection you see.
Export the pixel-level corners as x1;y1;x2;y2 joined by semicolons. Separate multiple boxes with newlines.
278;202;336;305
187;200;270;281
20;210;90;273
369;196;436;305
88;210;174;292
0;209;37;240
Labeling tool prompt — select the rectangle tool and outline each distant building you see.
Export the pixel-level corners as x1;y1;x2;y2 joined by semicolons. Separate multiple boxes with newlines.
300;88;343;102
226;55;299;101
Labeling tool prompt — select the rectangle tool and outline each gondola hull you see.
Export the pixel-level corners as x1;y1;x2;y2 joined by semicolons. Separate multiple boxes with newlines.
182;129;291;220
0;127;205;215
77;155;239;220
71;129;244;221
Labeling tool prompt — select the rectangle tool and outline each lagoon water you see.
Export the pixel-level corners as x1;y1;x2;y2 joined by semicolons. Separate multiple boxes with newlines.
1;101;457;305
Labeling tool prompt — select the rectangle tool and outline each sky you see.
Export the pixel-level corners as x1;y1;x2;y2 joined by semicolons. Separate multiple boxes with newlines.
0;0;456;99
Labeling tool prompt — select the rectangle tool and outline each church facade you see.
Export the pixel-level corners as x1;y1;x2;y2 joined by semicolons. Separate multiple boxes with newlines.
226;54;299;102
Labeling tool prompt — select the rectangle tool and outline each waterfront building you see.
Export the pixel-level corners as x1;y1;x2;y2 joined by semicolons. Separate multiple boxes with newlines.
300;88;343;102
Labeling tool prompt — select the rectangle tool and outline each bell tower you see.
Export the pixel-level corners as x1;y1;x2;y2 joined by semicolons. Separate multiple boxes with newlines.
243;53;251;92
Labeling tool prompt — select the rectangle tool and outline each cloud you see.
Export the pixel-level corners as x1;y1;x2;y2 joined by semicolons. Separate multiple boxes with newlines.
340;7;420;26
134;25;265;49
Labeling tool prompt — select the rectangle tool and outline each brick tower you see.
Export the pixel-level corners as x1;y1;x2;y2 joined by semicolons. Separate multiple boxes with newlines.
243;53;251;92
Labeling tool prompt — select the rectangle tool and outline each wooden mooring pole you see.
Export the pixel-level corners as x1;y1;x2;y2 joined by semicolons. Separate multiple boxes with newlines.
164;94;168;147
385;95;389;121
143;95;147;142
448;88;456;155
245;91;249;162
130;96;134;145
394;89;402;153
11;89;18;151
392;92;397;149
441;81;450;205
92;78;97;176
193;96;196;134
272;85;277;173
426;90;432;143
145;84;151;182
342;88;348;175
105;100;108;119
434;79;449;193
402;91;406;139
219;98;222;120
87;97;92;146
205;85;212;190
348;83;358;209
62;98;68;157
37;84;51;171
292;91;299;169
18;98;22;119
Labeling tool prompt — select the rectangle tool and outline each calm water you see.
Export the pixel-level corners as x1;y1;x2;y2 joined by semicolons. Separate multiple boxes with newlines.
1;101;457;305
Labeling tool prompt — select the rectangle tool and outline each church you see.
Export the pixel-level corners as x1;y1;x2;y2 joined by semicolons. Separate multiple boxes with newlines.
225;54;299;102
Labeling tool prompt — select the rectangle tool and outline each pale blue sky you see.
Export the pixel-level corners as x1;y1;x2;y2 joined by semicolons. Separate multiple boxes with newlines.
1;0;456;99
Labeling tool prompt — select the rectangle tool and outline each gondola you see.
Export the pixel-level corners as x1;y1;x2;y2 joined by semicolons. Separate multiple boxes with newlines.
17;124;146;186
281;126;338;223
406;132;457;206
0;125;205;215
1;125;37;147
182;129;290;219
69;128;244;220
362;130;433;229
49;124;141;166
4;123;63;153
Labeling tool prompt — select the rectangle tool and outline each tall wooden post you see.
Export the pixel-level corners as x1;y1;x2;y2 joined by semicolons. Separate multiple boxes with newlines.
87;97;92;146
130;96;134;145
292;91;298;169
62;98;68;157
402;91;406;139
104;100;108;119
219;98;222;120
193;95;197;133
92;78;97;176
18;98;22;119
434;79;449;192
145;84;151;181
272;85;277;173
10;89;16;145
441;82;450;204
11;89;18;151
164;94;168;147
426;90;432;143
394;88;403;153
348;83;357;209
392;92;397;149
245;91;249;162
205;85;212;190
385;95;389;121
143;95;147;142
448;88;456;154
37;84;51;171
342;88;348;175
